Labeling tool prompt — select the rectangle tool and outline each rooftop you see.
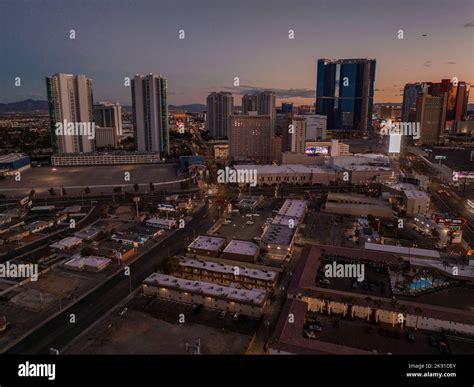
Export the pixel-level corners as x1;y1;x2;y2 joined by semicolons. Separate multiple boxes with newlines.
188;235;227;251
143;273;267;306
178;256;277;281
222;239;259;257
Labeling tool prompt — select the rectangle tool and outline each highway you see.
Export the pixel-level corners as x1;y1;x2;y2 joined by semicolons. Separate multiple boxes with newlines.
3;202;219;354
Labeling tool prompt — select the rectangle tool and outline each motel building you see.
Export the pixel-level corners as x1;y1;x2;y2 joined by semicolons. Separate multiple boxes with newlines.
143;273;268;318
291;294;474;336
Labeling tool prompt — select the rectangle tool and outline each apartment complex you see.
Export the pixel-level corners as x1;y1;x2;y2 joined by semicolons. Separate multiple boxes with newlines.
229;115;272;163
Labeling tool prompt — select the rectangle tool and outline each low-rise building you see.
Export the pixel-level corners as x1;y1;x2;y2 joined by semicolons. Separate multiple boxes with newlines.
175;256;278;290
187;235;227;258
221;239;260;264
323;192;394;218
50;236;83;250
63;255;111;272
143;273;267;317
145;217;177;230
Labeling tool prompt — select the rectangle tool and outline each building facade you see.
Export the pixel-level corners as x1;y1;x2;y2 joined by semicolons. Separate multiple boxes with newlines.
131;74;169;155
46;73;95;154
316;58;376;132
229;115;272;163
206;92;234;138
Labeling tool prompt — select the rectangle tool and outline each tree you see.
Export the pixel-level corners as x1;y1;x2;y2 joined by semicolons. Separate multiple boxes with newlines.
28;189;36;199
81;246;96;256
84;187;91;195
133;183;140;193
48;187;56;196
149;182;155;191
61;187;67;196
113;186;122;193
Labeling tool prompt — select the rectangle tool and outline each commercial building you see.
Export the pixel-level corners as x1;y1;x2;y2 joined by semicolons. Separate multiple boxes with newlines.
187;235;227;258
285;245;474;336
402;83;423;122
63;255;111;272
131;73;169;154
206;92;234;138
316;58;376;132
233;164;336;187
229;115;272;163
46;73;95;154
50;236;83;250
175;256;278;290
0;154;31;175
242;91;276;133
261;199;308;260
143;273;267;317
382;182;430;216
323;192;394;218
221;239;260;264
93;102;122;148
51;152;162;166
416;92;447;144
145;217;177;230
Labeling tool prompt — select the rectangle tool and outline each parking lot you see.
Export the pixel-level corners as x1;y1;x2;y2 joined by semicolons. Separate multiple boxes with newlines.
302;312;442;354
67;294;258;354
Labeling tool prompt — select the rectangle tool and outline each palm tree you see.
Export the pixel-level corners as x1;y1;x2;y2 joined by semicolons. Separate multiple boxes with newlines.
48;187;56;196
61;187;67;196
134;183;140;193
149;182;155;191
28;189;36;199
84;186;91;195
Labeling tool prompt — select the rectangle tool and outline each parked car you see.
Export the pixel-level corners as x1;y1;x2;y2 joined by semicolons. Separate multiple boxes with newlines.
233;313;240;321
246;220;255;225
307;324;322;332
218;311;226;319
406;331;416;342
224;219;232;224
304;329;317;339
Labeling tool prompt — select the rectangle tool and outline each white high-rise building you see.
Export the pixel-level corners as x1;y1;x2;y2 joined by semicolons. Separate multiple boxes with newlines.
46;73;95;154
131;74;169;154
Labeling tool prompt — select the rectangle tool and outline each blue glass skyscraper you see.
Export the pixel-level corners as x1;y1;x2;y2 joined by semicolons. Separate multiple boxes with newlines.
316;58;376;132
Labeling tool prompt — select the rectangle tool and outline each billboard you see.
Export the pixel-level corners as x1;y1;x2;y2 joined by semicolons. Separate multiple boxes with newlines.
305;146;329;156
388;134;401;153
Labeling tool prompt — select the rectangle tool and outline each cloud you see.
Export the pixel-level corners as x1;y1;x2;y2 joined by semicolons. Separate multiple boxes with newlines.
221;85;315;99
374;89;384;92
464;21;474;27
423;60;432;67
445;61;456;65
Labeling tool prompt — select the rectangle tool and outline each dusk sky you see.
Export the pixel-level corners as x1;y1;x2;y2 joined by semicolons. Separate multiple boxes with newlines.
1;0;473;106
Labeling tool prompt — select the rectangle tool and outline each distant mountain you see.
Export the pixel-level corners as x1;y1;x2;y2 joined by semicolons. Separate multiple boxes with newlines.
0;99;48;113
0;100;206;114
168;104;206;112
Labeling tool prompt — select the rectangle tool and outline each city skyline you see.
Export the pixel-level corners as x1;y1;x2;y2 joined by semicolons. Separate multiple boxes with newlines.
1;0;473;105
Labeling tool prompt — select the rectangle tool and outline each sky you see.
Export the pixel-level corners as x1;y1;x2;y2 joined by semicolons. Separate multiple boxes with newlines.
1;0;473;106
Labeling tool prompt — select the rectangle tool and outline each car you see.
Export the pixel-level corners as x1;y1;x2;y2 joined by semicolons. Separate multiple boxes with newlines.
245;214;253;218
218;311;226;319
251;213;260;217
233;313;240;321
406;331;416;342
351;281;358;289
319;279;330;285
253;236;262;242
307;324;322;332
246;220;255;225
369;284;375;292
266;218;273;222
224;219;232;224
119;307;128;317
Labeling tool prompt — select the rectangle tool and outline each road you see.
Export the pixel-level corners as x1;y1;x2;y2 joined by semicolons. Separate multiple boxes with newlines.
3;202;219;354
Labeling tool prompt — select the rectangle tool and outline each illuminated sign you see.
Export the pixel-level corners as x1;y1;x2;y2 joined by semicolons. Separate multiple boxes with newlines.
305;146;329;155
434;216;467;228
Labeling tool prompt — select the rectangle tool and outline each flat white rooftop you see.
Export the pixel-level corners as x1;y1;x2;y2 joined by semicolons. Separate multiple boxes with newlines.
223;239;259;257
64;255;111;270
233;164;331;175
188;235;226;251
144;273;267;305
50;236;82;249
178;257;277;281
278;199;308;220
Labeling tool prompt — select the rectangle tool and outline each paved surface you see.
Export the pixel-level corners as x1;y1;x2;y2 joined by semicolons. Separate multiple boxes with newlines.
3;203;217;354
